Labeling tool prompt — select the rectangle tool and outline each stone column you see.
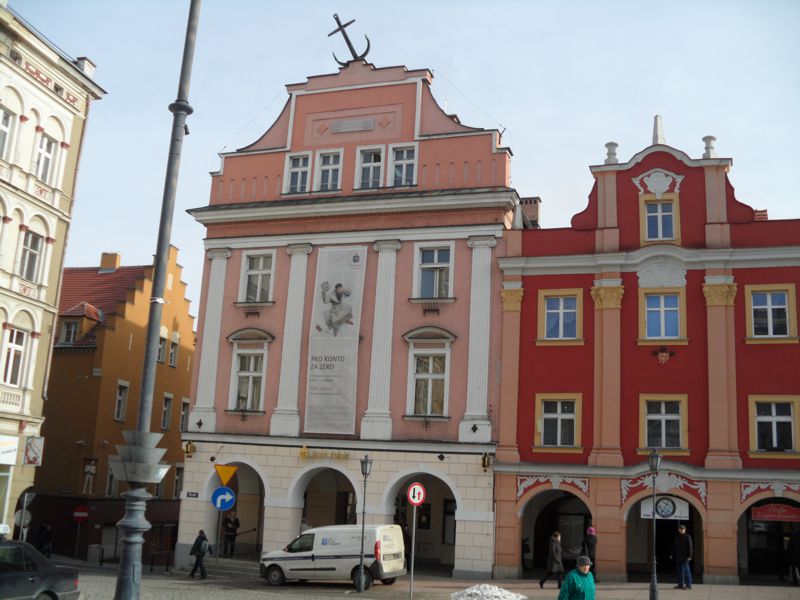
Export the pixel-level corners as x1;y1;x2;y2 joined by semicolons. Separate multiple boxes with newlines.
271;243;312;437
189;248;230;433
587;279;624;467
703;278;742;469
496;284;523;463
361;240;401;440
459;236;497;443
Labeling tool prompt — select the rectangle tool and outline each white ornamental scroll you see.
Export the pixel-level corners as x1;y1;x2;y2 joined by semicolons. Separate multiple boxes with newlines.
304;246;367;434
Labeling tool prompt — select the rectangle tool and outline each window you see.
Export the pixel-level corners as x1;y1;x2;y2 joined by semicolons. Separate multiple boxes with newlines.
235;354;263;411
161;395;172;430
414;243;453;299
287;533;314;553
180;400;190;432
2;328;27;387
356;146;383;189
174;467;184;499
390;145;416;186
157;336;167;363
316;151;341;191
35;134;56;183
114;382;129;421
537;289;584;344
105;469;116;497
286;154;310;193
153;480;162;499
639;193;681;245
168;341;178;367
240;252;274;303
404;327;454;418
745;284;798;344
748;396;800;456
18;231;43;282
638;288;687;344
638;394;688;454
534;394;582;451
60;320;78;344
0;106;14;160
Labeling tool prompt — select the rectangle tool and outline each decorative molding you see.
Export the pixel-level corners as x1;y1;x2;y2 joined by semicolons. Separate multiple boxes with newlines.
517;474;590;500
373;240;401;253
500;288;524;312
467;235;498;249
703;283;737;306
637;258;686;288
287;243;313;256
590;286;624;309
19;115;29;123
632;168;685;199
206;248;231;260
740;481;800;503
621;470;708;506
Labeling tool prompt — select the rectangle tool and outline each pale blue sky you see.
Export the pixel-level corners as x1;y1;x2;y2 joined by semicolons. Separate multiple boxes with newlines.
11;0;800;313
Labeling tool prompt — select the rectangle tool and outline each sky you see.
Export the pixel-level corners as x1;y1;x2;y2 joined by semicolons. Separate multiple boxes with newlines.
10;0;800;315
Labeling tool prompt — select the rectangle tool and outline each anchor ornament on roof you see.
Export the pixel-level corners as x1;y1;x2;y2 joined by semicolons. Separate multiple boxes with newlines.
328;13;371;66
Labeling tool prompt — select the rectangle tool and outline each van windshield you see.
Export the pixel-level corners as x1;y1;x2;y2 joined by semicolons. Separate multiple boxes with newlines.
286;533;314;553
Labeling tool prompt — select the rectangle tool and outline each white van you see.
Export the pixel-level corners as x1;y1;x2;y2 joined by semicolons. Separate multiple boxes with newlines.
260;524;406;589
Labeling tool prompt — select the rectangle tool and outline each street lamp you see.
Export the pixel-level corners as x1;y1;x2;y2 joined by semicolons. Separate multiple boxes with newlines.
648;448;662;600
356;454;373;592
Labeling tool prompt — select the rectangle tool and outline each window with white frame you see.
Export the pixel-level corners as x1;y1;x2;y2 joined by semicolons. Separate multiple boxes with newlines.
161;395;172;430
2;328;27;387
317;151;341;191
404;327;454;418
169;340;178;367
357;147;383;189
180;400;190;432
541;399;576;446
157;336;167;363
241;253;273;303
416;245;452;299
0;106;14;160
227;329;272;412
35;134;56;184
60;320;78;344
18;230;44;282
114;382;128;421
391;146;415;186
287;154;310;193
752;290;789;337
645;399;682;448
105;469;116;497
545;296;577;339
645;293;680;338
755;401;794;451
645;201;674;240
174;467;184;499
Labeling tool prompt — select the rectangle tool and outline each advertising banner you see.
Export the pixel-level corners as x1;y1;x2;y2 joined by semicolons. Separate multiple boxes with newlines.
0;435;18;465
752;503;800;522
304;246;367;434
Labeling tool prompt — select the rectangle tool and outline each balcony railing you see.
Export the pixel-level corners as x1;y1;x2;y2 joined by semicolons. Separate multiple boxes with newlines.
0;385;23;412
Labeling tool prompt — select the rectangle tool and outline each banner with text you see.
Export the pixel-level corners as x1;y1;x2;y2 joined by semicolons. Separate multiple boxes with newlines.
304;246;367;434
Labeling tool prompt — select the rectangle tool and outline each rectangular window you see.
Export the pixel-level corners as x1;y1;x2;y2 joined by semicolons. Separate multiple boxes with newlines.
105;469;116;497
645;293;680;338
161;395;172;430
418;247;451;299
235;353;263;411
287;154;310;193
168;341;178;367
18;231;43;282
61;321;78;344
114;383;128;421
646;201;674;240
244;253;273;302
392;146;415;186
412;353;446;416
157;337;167;363
534;394;582;451
318;152;340;191
755;402;794;451
0;107;13;160
646;400;682;448
752;291;788;337
174;467;184;499
2;328;26;387
180;400;190;432
546;297;577;339
358;148;382;189
35;134;56;183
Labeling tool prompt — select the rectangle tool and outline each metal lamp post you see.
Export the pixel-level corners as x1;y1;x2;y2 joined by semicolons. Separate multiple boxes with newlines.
648;448;662;600
109;1;201;598
356;454;373;592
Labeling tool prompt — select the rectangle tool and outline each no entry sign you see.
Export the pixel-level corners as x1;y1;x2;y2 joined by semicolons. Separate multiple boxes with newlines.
73;506;89;523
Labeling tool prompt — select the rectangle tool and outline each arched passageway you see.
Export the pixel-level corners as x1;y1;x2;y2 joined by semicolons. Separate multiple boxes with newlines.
737;496;800;583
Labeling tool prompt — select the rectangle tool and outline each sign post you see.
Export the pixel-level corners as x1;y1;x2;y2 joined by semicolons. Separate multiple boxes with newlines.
407;482;426;600
73;505;89;558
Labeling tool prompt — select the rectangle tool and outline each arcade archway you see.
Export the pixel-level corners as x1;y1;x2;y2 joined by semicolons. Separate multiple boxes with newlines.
302;468;357;528
737;496;800;582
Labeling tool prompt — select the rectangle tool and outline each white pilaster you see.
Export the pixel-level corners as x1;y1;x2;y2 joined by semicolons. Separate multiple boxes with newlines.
270;243;312;437
361;240;401;440
459;235;496;443
189;248;230;433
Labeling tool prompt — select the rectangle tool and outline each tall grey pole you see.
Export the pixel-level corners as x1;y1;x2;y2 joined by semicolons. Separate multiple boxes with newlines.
650;468;658;600
111;1;201;598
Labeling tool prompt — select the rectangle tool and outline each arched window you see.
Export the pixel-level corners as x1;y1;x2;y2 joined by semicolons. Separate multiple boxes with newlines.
227;328;273;412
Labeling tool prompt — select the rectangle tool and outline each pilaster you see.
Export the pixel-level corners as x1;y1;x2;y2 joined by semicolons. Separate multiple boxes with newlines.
496;284;522;463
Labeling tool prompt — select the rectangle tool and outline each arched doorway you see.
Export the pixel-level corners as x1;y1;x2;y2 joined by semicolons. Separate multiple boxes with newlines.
210;461;265;558
302;468;357;528
520;490;592;578
625;494;704;583
737;496;800;583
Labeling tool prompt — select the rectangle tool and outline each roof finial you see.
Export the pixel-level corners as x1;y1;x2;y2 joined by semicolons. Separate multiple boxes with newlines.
604;142;619;165
652;115;665;145
328;14;371;67
702;135;717;158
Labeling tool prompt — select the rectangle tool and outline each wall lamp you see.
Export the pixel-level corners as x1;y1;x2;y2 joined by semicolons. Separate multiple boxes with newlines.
481;453;491;471
183;441;196;458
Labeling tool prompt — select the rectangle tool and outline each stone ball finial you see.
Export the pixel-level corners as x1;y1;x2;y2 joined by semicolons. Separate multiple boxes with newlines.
604;142;619;165
703;135;717;159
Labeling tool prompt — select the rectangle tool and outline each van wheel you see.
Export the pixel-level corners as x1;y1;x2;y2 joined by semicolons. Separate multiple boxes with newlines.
352;566;373;590
266;565;285;586
381;577;396;585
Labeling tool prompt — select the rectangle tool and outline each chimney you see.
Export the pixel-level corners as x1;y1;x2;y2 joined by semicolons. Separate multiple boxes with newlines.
520;197;541;228
100;252;121;271
753;209;769;222
75;57;96;78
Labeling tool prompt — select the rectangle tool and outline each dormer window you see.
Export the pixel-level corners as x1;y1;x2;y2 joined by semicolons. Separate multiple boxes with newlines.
357;146;383;189
287;154;310;193
61;321;78;343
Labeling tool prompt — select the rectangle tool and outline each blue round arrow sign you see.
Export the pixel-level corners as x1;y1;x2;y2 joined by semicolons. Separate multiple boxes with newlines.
211;486;236;511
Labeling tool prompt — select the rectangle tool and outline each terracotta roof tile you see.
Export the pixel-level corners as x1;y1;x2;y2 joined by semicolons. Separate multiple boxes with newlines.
59;265;149;316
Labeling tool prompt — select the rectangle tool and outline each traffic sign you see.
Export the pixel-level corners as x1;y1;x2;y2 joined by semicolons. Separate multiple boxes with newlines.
407;482;426;507
211;486;236;511
73;506;89;523
214;464;238;486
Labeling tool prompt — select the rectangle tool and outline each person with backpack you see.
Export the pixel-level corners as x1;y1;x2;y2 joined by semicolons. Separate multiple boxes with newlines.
189;529;212;579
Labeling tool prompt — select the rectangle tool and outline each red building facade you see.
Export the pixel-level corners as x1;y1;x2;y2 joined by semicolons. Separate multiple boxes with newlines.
496;123;800;582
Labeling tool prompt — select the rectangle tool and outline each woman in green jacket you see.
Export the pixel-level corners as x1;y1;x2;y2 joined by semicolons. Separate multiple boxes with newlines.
558;555;596;600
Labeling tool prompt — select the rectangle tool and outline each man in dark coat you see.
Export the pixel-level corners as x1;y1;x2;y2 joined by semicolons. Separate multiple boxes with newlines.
581;526;598;579
788;528;800;586
539;531;564;589
222;511;240;557
189;529;212;579
670;523;693;589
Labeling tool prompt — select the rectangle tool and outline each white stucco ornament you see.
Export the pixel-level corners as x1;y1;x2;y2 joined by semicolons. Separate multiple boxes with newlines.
638;258;687;288
632;168;685;199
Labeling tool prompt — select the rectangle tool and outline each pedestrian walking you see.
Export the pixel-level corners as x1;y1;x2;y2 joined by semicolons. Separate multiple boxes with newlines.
189;529;212;579
39;523;53;558
558;555;596;600
222;511;240;557
581;526;597;579
788;528;800;586
539;530;565;589
670;523;693;590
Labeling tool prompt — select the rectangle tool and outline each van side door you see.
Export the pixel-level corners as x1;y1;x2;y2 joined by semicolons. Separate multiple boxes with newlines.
283;533;316;580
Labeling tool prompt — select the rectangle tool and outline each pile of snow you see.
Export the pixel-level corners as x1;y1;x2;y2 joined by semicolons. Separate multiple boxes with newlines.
451;584;528;600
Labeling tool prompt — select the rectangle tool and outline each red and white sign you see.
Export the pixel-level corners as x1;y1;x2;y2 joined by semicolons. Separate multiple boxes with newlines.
407;482;426;507
752;503;800;522
73;506;89;523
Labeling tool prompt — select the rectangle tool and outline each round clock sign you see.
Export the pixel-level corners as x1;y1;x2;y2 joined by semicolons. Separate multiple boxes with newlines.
655;496;676;519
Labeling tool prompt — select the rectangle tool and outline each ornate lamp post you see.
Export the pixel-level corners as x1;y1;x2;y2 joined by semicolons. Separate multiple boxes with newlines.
109;1;201;598
356;454;373;592
648;448;662;600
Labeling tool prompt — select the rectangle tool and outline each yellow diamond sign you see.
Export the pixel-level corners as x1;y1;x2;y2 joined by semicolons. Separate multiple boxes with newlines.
214;464;238;486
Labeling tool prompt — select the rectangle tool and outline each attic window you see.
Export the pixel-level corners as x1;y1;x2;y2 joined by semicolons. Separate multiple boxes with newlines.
61;321;78;344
